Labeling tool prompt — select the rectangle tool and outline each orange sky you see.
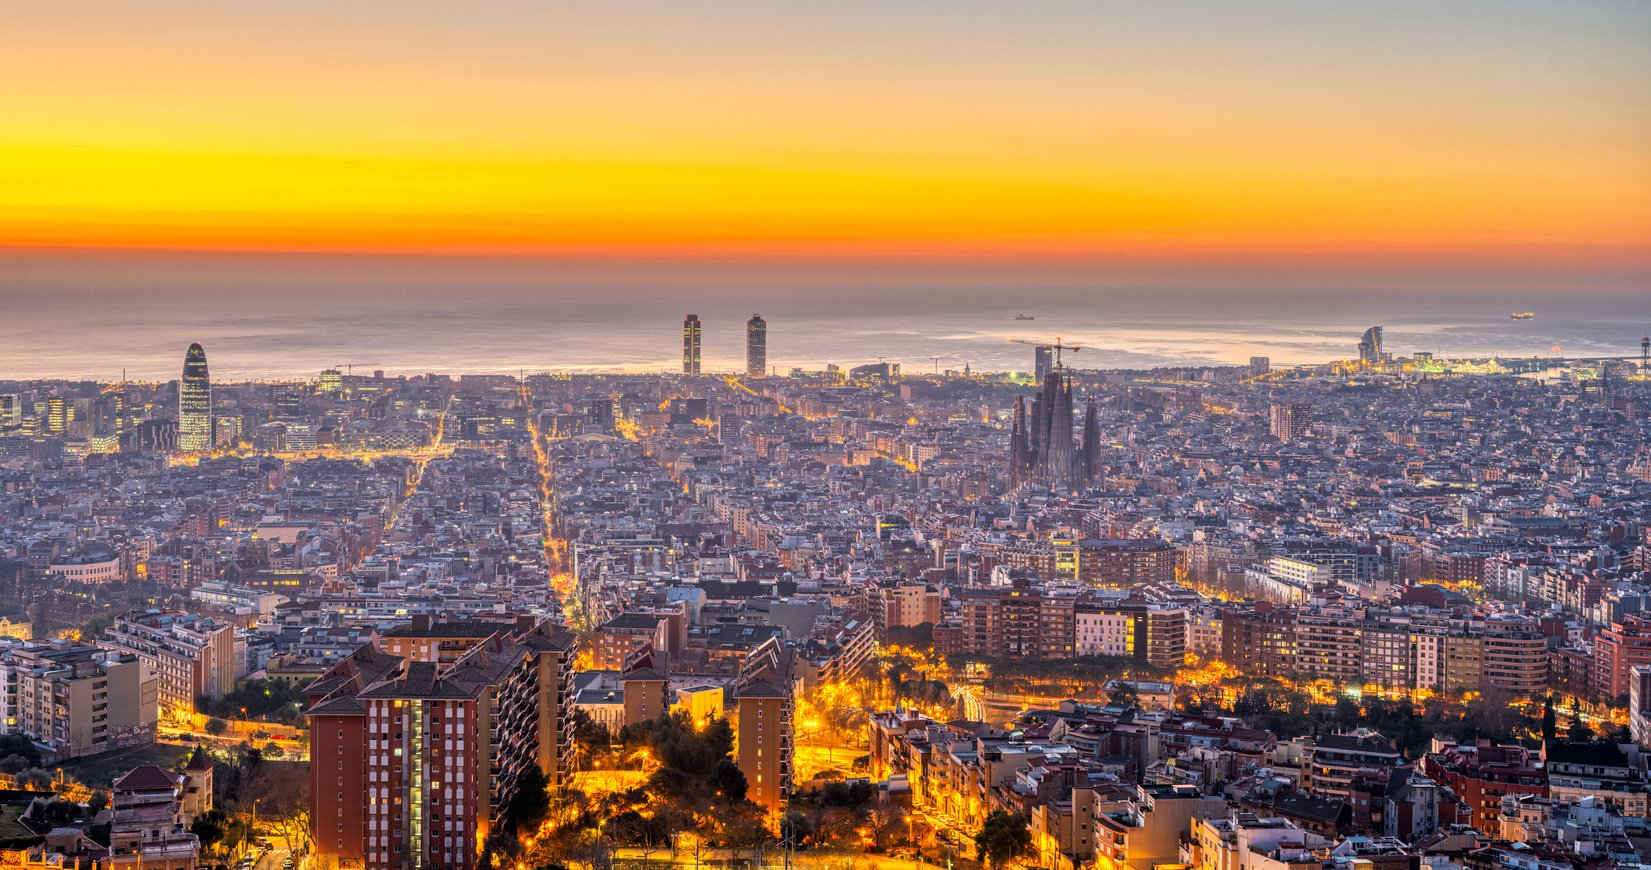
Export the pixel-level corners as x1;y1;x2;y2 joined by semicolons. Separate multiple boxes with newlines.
4;1;1649;267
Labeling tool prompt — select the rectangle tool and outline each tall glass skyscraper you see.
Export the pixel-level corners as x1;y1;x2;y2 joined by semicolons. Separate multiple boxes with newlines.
746;314;766;377
179;342;212;451
683;314;702;376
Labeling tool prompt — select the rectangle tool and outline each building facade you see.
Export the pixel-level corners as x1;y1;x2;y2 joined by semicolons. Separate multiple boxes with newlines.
305;622;575;870
746;314;766;377
683;314;702;376
0;638;159;761
178;342;212;452
100;609;236;719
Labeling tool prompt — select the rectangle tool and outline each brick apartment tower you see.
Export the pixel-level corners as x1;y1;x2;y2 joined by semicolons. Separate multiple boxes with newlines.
305;621;574;870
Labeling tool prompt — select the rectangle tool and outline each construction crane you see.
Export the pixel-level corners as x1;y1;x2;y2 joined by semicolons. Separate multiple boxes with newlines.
334;363;379;377
1007;336;1083;371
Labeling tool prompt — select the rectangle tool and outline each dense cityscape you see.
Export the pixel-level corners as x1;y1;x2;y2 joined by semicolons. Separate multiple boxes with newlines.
0;315;1649;870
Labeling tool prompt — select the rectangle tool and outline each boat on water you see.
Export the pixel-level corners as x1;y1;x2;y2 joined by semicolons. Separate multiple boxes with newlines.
1511;312;1535;320
1015;313;1036;320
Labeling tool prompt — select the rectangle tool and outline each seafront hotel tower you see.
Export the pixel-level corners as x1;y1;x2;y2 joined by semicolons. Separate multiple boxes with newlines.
683;314;702;375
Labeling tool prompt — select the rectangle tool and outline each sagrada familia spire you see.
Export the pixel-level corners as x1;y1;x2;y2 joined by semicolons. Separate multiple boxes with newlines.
1008;370;1102;489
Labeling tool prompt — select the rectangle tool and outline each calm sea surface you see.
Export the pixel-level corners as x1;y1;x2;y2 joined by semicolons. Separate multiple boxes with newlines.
1;253;1645;381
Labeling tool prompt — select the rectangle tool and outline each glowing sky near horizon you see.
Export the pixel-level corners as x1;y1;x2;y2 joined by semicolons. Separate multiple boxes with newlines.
3;1;1649;267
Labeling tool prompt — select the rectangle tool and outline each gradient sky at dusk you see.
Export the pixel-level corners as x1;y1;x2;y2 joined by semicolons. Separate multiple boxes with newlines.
4;1;1649;272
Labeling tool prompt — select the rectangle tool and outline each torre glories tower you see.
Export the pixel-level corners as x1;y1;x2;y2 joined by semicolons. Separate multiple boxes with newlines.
178;342;212;452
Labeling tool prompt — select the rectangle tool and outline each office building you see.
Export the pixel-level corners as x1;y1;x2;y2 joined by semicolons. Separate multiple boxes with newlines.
178;343;212;452
1034;345;1054;383
305;621;575;870
683;314;702;376
272;383;305;421
46;396;68;434
213;415;241;447
746;314;766;377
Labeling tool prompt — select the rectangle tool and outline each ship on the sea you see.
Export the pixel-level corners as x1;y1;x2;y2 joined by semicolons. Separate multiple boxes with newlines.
1015;313;1036;320
1511;312;1535;320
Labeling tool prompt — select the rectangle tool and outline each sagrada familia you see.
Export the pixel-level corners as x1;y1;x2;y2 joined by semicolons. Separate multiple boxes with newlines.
1007;369;1103;490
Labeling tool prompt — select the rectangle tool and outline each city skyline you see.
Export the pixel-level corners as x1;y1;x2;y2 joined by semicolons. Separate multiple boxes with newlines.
6;4;1651;870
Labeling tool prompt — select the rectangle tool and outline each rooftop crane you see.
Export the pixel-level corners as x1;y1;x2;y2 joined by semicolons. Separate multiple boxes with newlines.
1007;336;1083;371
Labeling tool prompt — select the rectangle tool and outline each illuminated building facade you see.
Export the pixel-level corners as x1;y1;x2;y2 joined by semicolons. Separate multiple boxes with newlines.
46;396;67;434
1269;402;1312;440
1358;325;1385;364
683;314;702;376
178;342;212;452
1596;614;1651;699
1077;539;1179;587
0;639;158;761
879;582;942;632
746;314;766;377
306;622;575;870
100;610;237;718
734;636;794;815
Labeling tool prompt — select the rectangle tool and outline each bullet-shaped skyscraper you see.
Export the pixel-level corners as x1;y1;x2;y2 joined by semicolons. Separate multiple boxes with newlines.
683;315;702;376
746;314;766;377
179;342;212;452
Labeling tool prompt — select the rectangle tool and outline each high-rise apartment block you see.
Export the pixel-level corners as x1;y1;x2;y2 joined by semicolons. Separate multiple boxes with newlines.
1077;539;1180;588
957;584;1186;667
1597;614;1651;700
1221;602;1548;696
734;636;794;815
879;582;942;632
305;621;575;870
1269;402;1312;440
100;609;237;718
0;638;159;761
